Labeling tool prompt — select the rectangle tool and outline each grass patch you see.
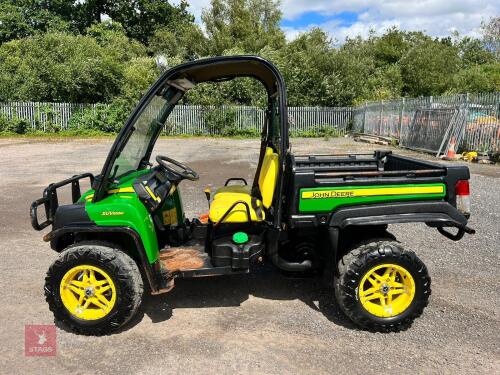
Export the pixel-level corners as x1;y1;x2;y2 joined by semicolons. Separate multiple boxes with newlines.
0;130;113;138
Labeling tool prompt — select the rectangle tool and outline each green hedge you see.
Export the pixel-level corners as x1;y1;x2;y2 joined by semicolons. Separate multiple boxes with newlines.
0;115;30;134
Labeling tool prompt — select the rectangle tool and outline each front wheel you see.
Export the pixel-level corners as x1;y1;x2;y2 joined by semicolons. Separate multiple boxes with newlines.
45;242;143;335
335;240;431;332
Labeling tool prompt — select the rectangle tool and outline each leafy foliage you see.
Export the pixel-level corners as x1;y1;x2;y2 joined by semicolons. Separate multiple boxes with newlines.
0;32;124;102
120;57;160;103
0;115;30;134
94;0;194;44
202;0;285;54
400;38;462;96
449;63;500;93
0;0;498;137
0;1;71;43
85;21;147;63
67;100;132;133
149;23;207;60
0;0;194;44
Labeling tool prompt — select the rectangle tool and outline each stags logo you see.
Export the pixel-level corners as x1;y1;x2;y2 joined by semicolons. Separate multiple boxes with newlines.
25;325;56;356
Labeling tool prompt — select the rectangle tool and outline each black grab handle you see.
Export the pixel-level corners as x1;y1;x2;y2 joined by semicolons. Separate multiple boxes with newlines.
224;178;248;186
214;200;252;226
30;196;51;231
437;226;465;241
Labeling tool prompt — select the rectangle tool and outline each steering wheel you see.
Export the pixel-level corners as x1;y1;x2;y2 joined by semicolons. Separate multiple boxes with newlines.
156;155;199;181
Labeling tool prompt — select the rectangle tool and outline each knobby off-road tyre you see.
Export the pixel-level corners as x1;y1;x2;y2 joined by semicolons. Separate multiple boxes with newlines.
45;242;143;335
335;240;431;332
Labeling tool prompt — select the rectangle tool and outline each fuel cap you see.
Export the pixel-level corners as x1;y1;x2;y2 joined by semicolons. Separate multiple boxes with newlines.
232;232;249;244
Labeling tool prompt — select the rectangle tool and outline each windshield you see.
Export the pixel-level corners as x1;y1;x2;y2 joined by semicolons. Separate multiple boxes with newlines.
110;91;177;179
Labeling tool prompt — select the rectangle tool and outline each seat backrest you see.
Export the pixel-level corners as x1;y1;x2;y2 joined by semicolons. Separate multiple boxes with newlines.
258;147;279;208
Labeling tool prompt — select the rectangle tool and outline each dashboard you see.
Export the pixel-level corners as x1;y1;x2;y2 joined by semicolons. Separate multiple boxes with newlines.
133;168;174;213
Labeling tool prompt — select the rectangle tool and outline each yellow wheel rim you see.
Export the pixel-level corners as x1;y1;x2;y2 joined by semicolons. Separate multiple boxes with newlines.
358;263;415;318
60;265;117;320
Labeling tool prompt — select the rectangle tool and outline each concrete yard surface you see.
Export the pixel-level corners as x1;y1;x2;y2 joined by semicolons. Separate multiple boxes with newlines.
0;137;499;374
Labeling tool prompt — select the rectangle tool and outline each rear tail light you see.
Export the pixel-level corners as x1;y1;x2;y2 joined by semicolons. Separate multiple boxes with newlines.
455;180;470;215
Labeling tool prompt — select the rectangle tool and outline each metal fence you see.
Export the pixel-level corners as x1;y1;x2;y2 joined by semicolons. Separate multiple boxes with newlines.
288;106;352;135
2;95;499;153
353;93;500;155
166;105;266;135
0;101;97;130
0;101;353;136
149;105;353;135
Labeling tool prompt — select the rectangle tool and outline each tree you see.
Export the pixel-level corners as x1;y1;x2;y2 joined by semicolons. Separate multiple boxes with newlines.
86;21;147;63
457;36;495;68
449;63;500;93
400;39;461;96
120;57;159;103
99;0;195;44
0;0;195;45
371;27;411;66
0;2;497;107
268;28;338;106
149;23;207;60
481;16;500;60
0;32;125;102
329;36;378;105
202;0;285;55
0;1;71;43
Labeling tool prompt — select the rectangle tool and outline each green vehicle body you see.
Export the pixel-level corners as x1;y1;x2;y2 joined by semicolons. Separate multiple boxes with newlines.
81;169;184;263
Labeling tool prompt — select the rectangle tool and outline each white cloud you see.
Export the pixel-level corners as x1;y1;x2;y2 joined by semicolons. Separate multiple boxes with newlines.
282;0;498;42
179;0;498;41
324;8;494;42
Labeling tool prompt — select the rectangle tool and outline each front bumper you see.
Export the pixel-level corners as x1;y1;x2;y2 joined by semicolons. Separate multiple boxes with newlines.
30;173;94;231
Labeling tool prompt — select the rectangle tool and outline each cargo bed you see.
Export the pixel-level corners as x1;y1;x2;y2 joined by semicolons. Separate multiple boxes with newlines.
286;150;470;225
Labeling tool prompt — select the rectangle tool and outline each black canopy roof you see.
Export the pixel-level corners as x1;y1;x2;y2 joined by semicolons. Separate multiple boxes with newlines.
163;55;282;94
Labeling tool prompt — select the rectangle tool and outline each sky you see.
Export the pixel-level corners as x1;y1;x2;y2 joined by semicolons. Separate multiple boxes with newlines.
181;0;499;42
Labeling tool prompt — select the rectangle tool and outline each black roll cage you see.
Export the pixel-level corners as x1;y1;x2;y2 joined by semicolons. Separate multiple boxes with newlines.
93;56;289;228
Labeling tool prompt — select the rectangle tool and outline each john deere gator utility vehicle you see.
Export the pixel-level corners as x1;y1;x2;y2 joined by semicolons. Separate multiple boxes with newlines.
31;56;475;335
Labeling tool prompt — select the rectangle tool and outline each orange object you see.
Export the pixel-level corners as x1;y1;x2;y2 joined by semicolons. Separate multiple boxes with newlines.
445;137;457;160
199;213;209;223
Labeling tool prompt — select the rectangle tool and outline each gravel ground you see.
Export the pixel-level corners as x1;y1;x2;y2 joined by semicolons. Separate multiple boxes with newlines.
0;137;499;374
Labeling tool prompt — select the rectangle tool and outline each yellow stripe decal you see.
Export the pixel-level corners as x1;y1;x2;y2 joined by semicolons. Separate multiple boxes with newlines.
145;186;161;202
85;187;136;202
85;187;134;202
107;187;135;194
301;185;444;199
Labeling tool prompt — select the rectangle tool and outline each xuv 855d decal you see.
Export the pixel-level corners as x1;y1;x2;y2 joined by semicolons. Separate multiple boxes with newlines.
299;184;446;212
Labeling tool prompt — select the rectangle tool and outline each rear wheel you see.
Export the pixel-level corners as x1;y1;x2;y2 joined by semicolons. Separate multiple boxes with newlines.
45;242;143;335
335;240;431;332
